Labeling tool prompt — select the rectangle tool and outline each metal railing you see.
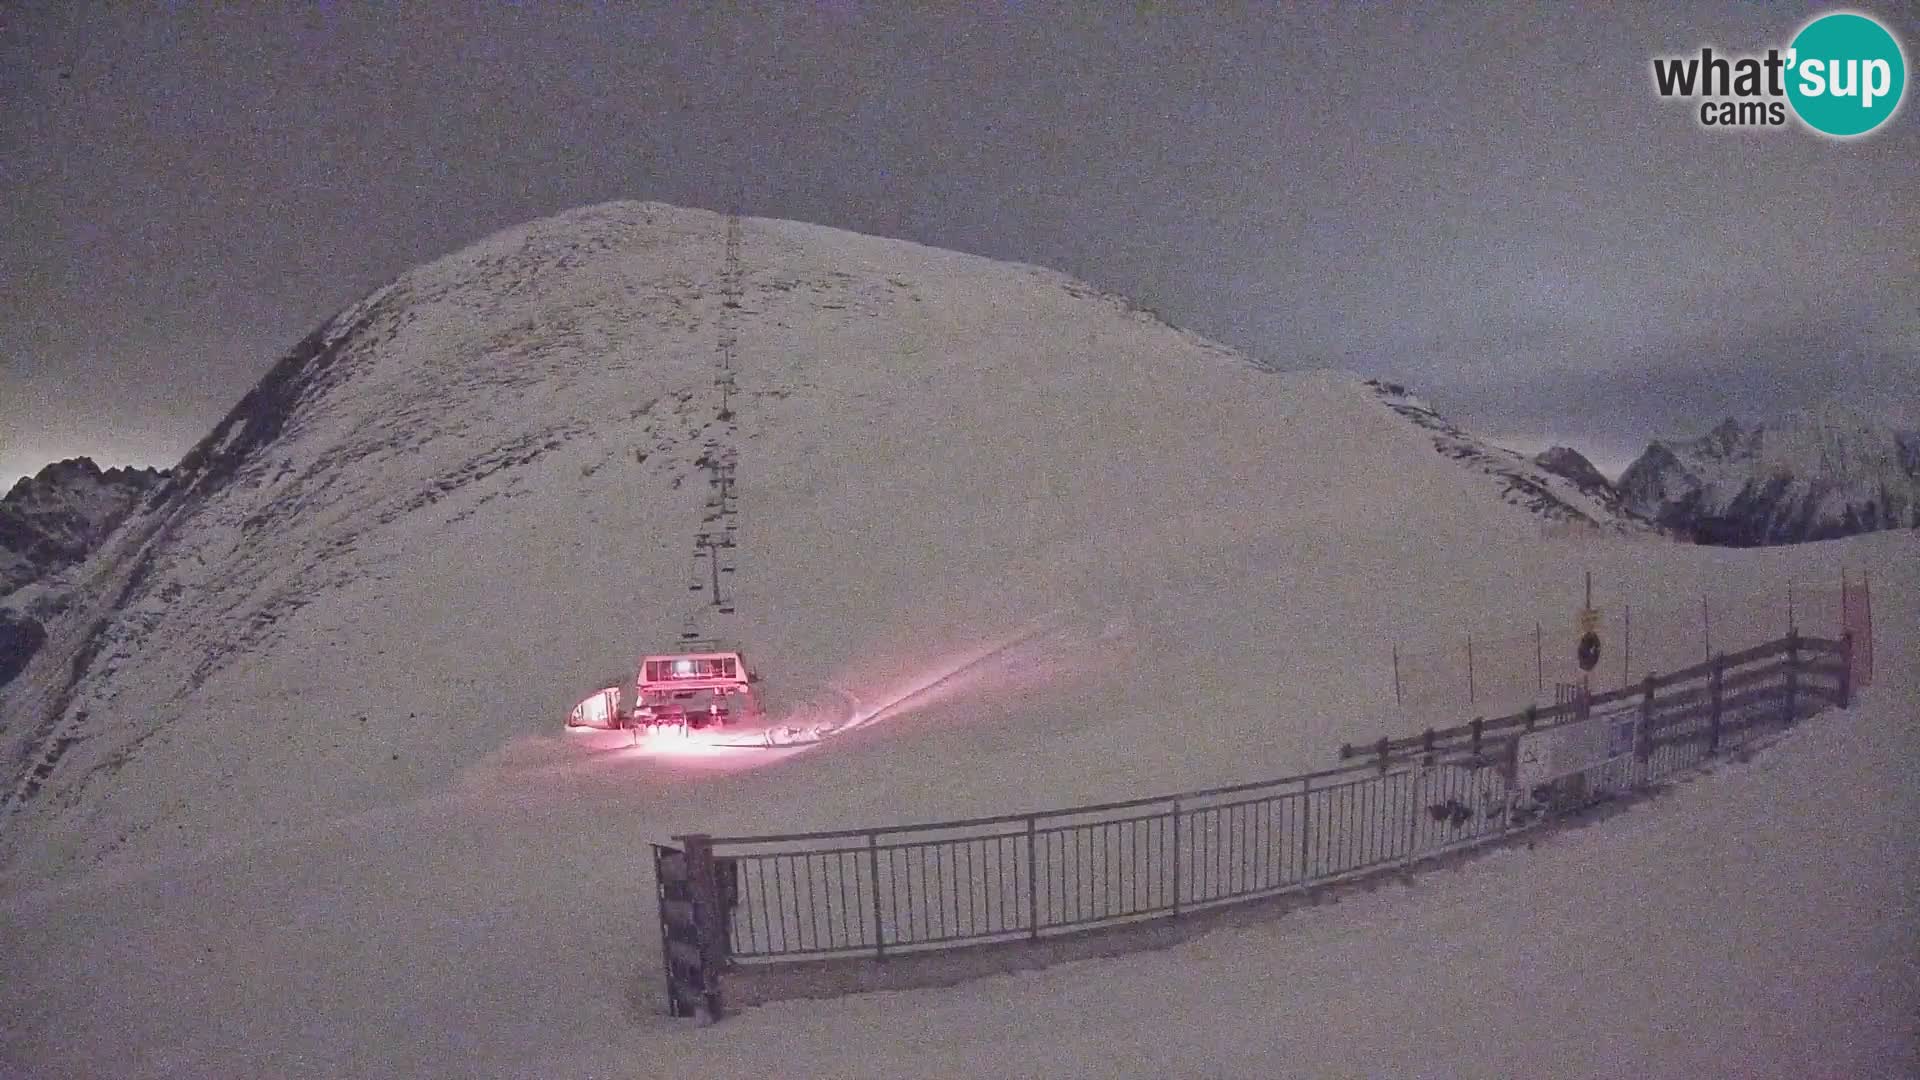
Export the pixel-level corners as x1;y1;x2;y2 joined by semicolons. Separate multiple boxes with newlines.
665;631;1856;977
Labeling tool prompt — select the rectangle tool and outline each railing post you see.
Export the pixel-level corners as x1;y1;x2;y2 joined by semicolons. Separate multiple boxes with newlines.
1502;735;1522;832
1025;815;1039;941
1376;735;1390;774
1170;798;1183;917
1403;767;1422;872
1636;674;1655;767
867;831;885;959
1784;627;1800;725
1470;716;1484;759
1298;776;1312;882
1708;653;1724;753
683;834;726;1022
1838;631;1853;709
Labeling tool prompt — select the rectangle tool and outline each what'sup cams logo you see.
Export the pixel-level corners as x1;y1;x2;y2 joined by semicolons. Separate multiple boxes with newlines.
1652;10;1906;136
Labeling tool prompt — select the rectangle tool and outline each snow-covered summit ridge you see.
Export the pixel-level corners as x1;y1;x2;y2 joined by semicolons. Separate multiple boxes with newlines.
1363;380;1653;532
1618;402;1920;546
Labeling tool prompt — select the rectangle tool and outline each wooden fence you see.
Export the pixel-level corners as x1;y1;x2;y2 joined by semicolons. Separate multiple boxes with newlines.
654;630;1860;1019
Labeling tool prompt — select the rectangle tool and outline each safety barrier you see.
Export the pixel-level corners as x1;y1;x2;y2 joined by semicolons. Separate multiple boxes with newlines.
655;630;1861;1019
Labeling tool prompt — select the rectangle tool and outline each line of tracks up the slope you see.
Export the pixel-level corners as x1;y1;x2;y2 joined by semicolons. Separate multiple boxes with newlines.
681;213;745;644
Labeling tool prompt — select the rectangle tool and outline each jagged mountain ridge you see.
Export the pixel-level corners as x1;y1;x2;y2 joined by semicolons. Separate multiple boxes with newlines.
0;457;168;597
1363;381;1653;532
1618;403;1920;546
0;459;168;689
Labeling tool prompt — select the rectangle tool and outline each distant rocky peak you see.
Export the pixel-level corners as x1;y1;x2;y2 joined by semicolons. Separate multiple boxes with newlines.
1701;417;1746;457
1617;404;1919;546
1;457;170;597
5;457;167;505
1532;446;1612;492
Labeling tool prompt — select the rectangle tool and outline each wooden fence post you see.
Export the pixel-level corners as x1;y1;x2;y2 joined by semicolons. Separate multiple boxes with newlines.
1708;653;1724;753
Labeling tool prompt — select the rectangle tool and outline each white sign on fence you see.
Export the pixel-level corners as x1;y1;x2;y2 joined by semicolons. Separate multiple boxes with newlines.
1516;729;1554;789
1516;709;1640;789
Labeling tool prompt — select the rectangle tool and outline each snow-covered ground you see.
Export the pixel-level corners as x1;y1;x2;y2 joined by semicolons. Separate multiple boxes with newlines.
4;573;1908;1078
579;686;1919;1080
1;203;1913;1077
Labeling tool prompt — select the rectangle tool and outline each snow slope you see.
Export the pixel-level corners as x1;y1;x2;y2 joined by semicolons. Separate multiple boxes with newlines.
1;202;1913;1076
564;668;1920;1080
2;533;1908;1079
1367;380;1653;531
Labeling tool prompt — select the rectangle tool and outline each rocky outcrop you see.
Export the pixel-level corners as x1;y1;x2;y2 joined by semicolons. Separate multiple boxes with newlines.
1;457;168;597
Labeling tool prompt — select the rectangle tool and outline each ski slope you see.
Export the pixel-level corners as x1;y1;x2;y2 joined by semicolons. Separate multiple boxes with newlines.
1;202;1913;1076
2;537;1908;1078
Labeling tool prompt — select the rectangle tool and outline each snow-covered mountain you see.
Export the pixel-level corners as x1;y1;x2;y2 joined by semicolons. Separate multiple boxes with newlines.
0;201;1684;883
1618;405;1920;546
1365;382;1652;531
0;457;167;597
0;459;167;688
1533;446;1614;493
1;201;1911;1077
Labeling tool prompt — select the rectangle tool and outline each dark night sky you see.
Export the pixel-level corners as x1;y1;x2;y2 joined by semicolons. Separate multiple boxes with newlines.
4;4;1917;485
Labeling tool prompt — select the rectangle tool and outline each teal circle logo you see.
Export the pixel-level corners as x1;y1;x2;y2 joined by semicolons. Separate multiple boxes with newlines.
1786;12;1906;136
